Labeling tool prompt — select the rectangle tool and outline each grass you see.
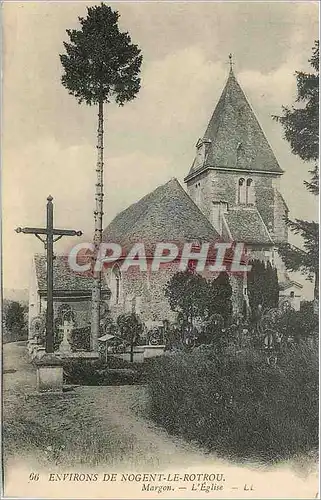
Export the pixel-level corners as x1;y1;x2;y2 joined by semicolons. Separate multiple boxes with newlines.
3;387;134;467
147;342;319;463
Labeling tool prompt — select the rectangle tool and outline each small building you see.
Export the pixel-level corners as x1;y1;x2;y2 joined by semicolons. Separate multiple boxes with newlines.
279;279;303;311
28;254;109;340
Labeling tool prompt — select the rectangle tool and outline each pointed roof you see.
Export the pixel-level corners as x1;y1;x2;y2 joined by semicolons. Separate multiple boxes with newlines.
186;68;283;180
102;178;221;252
279;278;303;291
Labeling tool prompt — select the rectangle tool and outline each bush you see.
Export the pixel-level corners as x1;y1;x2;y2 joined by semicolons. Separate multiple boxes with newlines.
62;356;144;386
147;342;319;462
3;300;27;342
279;308;318;341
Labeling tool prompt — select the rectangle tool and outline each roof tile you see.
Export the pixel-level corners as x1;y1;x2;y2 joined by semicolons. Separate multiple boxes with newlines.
225;207;273;245
103;178;222;251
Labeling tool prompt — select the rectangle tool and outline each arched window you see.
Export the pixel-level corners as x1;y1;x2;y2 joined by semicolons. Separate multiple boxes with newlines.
111;264;122;305
238;178;246;204
246;178;254;205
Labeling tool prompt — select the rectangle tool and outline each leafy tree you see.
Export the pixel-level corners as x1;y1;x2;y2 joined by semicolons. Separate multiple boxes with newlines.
247;260;279;321
60;4;142;350
117;313;143;362
273;40;319;300
4;301;27;341
165;269;234;330
207;271;233;323
165;269;208;326
277;219;318;284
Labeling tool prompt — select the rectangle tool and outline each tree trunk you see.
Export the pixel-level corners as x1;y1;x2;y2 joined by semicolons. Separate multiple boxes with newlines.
91;98;104;351
313;268;319;314
130;341;134;363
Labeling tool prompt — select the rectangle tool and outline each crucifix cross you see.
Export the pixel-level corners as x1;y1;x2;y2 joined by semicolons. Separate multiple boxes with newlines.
58;320;73;337
15;195;82;353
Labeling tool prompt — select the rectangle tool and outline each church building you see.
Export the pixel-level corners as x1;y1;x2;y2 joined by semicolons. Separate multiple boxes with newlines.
28;63;299;339
102;64;293;322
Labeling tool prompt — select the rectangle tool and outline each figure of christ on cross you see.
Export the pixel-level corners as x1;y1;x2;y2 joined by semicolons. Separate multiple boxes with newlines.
16;195;82;353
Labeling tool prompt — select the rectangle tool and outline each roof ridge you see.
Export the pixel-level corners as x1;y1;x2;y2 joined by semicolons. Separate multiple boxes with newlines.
203;74;229;141
103;178;222;247
104;178;179;240
129;179;179;236
254;206;274;244
231;74;282;170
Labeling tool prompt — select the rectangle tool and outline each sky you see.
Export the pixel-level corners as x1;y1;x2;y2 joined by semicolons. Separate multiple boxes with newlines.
2;1;319;298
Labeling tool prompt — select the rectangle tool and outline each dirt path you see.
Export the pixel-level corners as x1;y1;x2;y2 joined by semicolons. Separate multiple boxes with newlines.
3;341;37;394
3;342;217;471
3;342;318;499
76;385;215;470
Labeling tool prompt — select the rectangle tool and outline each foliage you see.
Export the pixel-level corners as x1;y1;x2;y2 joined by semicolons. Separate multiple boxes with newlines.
247;260;279;320
273;41;319;298
165;269;208;324
60;3;142;106
62;358;141;385
165;269;233;326
207;271;233;322
117;312;143;362
147;342;319;462
273;40;319;188
277;220;319;282
276;308;318;342
4;301;27;341
71;326;91;351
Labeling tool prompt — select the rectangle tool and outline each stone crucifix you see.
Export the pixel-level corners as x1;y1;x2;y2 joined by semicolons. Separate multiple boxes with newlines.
16;195;82;353
58;319;74;354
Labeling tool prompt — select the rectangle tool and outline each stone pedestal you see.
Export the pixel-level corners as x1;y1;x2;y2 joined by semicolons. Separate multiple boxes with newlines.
34;354;63;393
143;344;166;359
59;337;72;355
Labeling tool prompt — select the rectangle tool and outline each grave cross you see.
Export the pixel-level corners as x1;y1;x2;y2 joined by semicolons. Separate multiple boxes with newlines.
15;195;82;353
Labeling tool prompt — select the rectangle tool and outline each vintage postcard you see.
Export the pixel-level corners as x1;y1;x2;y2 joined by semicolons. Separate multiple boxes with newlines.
1;1;319;499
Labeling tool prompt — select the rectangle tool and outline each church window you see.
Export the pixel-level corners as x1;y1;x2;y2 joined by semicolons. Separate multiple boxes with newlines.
195;182;201;205
246;178;254;205
238;178;246;204
290;291;295;298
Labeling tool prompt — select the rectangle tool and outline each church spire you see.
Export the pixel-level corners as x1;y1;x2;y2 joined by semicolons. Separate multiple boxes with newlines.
185;60;283;181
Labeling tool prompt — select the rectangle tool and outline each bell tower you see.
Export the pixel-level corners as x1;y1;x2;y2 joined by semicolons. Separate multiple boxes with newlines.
184;56;288;247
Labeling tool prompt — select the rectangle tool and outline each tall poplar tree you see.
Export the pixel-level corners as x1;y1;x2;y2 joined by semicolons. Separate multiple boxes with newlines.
60;4;142;350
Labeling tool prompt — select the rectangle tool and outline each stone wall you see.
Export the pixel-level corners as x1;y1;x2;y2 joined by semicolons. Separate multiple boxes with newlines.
52;298;91;328
105;261;245;324
273;191;288;243
186;169;286;241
